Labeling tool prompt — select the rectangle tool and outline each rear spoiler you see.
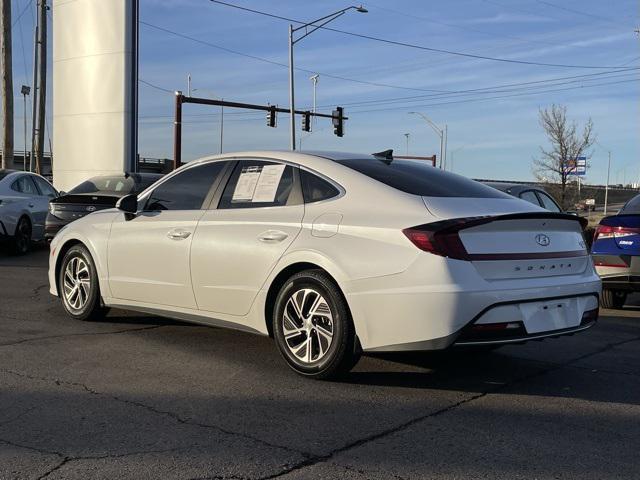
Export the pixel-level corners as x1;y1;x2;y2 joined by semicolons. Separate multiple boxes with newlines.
422;211;588;233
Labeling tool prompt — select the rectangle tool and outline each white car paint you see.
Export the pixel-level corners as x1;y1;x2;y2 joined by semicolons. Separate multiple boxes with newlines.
0;170;58;243
48;151;601;352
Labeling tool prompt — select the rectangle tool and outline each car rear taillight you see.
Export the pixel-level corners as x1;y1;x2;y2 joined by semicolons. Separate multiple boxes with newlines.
593;224;640;241
403;222;470;260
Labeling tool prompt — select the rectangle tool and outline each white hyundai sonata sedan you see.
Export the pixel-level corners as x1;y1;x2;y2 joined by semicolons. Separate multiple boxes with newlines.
49;151;600;378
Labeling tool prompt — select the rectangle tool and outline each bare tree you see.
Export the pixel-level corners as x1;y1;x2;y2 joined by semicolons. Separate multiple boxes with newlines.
534;104;594;209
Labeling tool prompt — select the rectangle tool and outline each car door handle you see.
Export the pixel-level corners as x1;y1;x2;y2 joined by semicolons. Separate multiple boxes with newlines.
258;230;288;243
167;229;191;240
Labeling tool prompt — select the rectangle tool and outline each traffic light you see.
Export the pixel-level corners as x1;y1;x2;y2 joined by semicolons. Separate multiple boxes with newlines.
332;107;344;137
302;111;311;132
267;105;277;127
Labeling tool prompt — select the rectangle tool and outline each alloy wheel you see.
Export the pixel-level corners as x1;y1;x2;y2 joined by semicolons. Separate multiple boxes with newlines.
15;219;31;253
282;288;334;364
63;257;91;311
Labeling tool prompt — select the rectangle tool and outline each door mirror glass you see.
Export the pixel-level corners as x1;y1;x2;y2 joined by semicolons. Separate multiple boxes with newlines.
116;194;138;213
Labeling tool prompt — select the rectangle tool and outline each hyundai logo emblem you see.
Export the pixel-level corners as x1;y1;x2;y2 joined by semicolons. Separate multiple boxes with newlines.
535;234;550;246
86;206;96;212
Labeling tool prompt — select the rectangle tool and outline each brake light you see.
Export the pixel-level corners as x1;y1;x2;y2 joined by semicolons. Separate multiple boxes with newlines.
403;222;470;260
594;225;640;241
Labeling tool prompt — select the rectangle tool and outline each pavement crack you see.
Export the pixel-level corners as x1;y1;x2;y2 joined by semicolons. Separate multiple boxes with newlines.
259;333;640;479
0;367;310;460
0;437;65;458
36;457;71;480
0;324;164;347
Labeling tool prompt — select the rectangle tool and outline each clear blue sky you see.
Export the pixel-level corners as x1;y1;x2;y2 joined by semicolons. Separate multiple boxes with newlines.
9;0;640;184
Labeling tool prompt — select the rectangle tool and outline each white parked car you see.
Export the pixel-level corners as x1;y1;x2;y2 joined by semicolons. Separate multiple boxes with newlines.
0;169;58;254
48;151;600;378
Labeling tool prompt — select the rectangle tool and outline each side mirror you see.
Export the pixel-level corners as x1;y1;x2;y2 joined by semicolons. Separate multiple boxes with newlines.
565;210;578;216
116;194;138;214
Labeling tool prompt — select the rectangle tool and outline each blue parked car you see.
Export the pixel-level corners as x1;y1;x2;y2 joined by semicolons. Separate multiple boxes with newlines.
591;194;640;308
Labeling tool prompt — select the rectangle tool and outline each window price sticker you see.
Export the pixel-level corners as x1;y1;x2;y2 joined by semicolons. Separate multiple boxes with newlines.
252;164;286;202
232;166;261;201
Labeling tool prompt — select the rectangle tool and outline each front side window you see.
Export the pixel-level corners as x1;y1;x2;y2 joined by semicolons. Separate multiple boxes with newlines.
537;192;561;212
519;190;540;207
145;161;226;211
336;158;509;198
33;176;57;198
301;170;340;203
11;175;38;195
218;160;295;209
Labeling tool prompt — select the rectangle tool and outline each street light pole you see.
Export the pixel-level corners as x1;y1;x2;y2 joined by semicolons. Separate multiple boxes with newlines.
604;151;610;215
20;85;30;171
288;23;296;151
288;5;367;151
404;133;410;155
409;111;444;169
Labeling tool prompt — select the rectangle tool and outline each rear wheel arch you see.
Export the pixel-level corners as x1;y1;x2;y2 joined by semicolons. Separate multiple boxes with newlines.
14;214;31;234
264;262;352;338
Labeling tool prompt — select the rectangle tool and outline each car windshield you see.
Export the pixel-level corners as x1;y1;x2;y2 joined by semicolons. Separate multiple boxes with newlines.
69;175;155;195
336;158;510;198
621;195;640;214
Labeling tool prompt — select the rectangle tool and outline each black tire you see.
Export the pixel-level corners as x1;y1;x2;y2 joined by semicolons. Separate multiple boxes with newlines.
58;244;108;321
600;289;627;309
11;216;32;255
273;269;360;379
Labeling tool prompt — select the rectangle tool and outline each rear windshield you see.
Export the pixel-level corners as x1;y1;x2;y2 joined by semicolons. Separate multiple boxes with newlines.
69;175;157;195
0;170;13;181
621;195;640;214
336;158;510;198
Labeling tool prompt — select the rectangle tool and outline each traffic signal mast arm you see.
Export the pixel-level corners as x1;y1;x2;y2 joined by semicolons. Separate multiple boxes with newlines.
179;93;347;122
173;92;347;169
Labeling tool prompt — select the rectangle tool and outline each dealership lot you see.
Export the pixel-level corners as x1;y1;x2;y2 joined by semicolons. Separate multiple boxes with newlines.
1;246;639;480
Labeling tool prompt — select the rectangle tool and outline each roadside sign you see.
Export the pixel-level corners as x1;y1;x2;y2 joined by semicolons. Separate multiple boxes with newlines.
585;198;595;206
564;156;586;176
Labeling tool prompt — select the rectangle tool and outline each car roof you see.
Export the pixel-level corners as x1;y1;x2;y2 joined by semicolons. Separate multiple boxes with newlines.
482;182;549;196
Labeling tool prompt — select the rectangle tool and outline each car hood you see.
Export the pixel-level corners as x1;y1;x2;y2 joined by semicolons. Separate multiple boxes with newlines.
422;196;544;219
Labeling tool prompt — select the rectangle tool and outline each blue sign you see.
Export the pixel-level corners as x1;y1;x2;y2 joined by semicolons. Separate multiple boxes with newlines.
565;156;586;176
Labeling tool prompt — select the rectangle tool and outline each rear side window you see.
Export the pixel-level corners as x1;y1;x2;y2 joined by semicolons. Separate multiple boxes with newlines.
336;158;509;198
301;170;339;203
145;161;226;211
537;192;561;213
11;175;39;195
621;195;640;214
218;160;295;209
519;191;540;206
33;176;57;198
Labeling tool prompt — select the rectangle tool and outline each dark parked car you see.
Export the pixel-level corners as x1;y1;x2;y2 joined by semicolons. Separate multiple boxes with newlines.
591;194;640;309
46;173;162;239
483;182;563;212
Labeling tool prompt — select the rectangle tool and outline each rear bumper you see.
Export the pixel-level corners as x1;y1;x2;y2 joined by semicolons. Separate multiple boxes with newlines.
594;255;640;292
347;254;601;352
44;214;70;240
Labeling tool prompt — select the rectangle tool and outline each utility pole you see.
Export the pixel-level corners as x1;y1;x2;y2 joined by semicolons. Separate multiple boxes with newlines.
1;0;14;170
33;0;48;175
219;101;224;154
404;133;410;155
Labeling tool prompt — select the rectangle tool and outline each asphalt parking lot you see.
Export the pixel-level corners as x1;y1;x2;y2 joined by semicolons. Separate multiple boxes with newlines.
1;245;639;480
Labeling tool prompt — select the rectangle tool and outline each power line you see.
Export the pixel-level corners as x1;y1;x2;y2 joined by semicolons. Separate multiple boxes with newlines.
320;69;639;109
11;0;33;28
365;2;559;48
207;0;624;69
140;21;450;93
348;78;639;115
534;0;631;28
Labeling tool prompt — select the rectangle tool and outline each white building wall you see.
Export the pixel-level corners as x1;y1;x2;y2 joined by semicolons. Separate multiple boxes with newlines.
52;0;137;192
